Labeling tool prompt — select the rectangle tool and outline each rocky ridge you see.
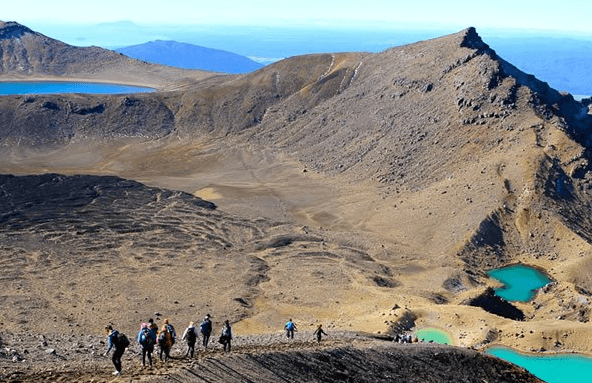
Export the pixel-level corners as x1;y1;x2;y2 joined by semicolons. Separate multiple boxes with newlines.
0;21;214;88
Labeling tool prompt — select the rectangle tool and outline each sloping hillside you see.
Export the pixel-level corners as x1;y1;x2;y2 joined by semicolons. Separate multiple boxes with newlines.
0;21;214;87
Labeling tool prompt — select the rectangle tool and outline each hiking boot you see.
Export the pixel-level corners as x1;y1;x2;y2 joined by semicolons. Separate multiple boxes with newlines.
112;370;120;375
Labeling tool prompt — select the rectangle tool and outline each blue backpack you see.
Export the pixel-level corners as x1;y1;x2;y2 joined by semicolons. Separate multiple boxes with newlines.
140;328;154;347
286;321;295;331
200;320;212;334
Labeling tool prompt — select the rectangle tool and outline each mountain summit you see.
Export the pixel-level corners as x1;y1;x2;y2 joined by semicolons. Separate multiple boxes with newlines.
0;20;35;39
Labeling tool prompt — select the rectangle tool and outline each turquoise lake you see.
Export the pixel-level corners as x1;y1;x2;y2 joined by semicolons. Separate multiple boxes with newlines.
414;328;452;345
487;264;551;302
487;346;592;383
0;82;154;95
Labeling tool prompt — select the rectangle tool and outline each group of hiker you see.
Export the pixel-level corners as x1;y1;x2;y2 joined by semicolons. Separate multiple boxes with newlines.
104;316;326;377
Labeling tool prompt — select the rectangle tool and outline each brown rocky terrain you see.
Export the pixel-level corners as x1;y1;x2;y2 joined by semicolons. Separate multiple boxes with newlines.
0;20;591;381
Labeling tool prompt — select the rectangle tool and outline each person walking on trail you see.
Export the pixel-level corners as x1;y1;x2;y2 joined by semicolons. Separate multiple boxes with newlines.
219;320;233;352
148;318;159;334
138;323;156;369
182;321;199;358
200;314;213;348
158;324;173;362
313;324;327;343
104;325;129;377
163;318;177;346
285;318;297;339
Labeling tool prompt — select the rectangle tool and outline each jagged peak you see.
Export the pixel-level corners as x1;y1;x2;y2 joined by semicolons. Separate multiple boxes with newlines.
459;27;492;52
0;20;35;40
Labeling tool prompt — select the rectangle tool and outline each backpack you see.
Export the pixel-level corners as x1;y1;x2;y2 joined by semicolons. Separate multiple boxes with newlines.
222;325;231;337
186;328;197;343
286;322;294;331
117;333;130;349
140;328;154;347
158;331;167;347
200;320;211;335
167;324;176;345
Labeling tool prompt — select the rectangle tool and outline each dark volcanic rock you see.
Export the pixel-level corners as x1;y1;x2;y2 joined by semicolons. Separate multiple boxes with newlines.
467;287;525;320
0;173;215;230
169;343;542;383
0;21;34;40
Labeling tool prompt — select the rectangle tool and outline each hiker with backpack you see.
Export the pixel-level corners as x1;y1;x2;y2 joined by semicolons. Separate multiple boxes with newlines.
219;319;233;352
137;323;156;368
158;324;173;362
200;314;212;348
182;321;199;358
148;318;159;334
285;318;297;339
313;324;327;343
163;318;177;346
104;324;129;377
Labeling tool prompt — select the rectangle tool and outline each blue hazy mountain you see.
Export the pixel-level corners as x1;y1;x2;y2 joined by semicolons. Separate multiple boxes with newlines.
116;40;264;74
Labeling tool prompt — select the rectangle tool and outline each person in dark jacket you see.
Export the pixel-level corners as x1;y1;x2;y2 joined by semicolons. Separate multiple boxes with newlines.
105;325;126;376
313;324;327;343
137;323;157;368
200;314;213;348
219;320;233;352
182;321;199;358
148;318;159;334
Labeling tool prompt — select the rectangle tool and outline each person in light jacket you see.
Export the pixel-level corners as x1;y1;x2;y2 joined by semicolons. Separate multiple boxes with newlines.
182;321;199;358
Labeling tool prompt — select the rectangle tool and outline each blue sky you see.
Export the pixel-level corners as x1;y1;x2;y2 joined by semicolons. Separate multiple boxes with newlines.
4;0;592;34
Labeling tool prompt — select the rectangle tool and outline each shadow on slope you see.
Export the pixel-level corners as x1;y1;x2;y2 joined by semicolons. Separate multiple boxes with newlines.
167;344;541;383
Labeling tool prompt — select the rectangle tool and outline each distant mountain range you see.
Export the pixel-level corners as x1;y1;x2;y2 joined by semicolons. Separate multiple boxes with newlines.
0;20;213;88
116;40;264;74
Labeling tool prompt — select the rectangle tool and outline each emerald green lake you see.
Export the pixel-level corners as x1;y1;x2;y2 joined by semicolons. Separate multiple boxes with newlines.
0;82;154;95
487;346;592;383
414;328;452;345
487;264;551;302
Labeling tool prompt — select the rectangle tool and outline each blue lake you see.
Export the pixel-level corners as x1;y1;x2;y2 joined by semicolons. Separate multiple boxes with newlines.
487;264;551;302
487;346;592;383
0;82;154;95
